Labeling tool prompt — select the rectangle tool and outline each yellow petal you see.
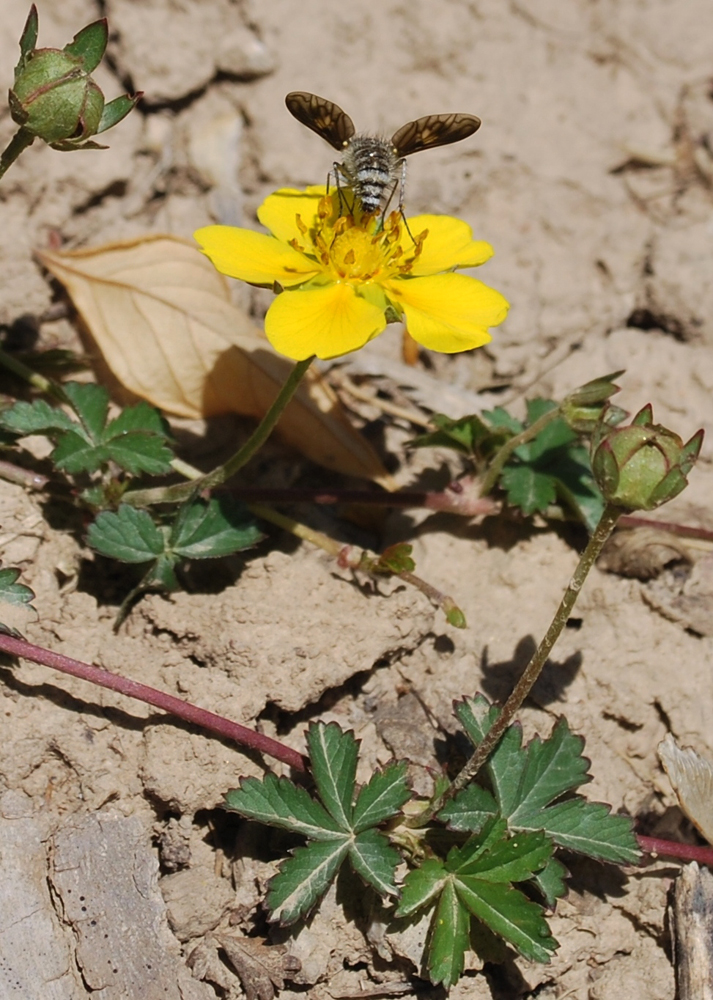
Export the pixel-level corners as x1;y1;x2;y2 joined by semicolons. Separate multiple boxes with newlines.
405;215;494;276
265;282;387;360
257;186;330;245
387;273;509;353
194;225;319;287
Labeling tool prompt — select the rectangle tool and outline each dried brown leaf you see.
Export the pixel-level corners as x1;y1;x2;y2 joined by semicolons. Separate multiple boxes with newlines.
659;733;713;844
598;527;691;580
214;932;300;1000
37;236;394;487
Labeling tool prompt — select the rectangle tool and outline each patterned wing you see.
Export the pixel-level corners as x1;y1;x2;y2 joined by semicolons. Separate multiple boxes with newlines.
391;112;481;157
285;92;356;150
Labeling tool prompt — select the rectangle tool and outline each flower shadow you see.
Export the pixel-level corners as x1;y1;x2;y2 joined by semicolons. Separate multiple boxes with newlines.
479;635;582;707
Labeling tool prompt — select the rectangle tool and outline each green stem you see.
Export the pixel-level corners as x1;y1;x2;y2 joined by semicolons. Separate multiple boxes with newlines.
0;127;35;181
408;502;623;826
123;356;314;506
479;405;563;497
0;345;57;396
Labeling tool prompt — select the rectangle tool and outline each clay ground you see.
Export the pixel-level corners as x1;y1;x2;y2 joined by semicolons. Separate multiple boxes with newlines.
1;0;713;997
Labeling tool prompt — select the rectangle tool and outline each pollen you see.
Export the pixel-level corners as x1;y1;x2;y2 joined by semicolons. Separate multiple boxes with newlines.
316;210;427;285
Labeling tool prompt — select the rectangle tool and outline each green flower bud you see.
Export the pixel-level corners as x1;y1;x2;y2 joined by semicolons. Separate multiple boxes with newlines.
8;6;140;151
591;404;704;511
561;371;626;433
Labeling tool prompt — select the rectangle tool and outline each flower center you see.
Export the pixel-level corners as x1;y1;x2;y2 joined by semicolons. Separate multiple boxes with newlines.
330;227;384;280
297;197;427;286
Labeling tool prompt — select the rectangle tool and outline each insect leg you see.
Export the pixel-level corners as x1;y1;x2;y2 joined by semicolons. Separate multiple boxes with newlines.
381;178;400;219
391;158;416;243
397;158;407;214
334;162;355;216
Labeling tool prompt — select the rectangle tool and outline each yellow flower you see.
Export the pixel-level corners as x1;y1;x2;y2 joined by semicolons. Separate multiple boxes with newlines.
195;187;509;361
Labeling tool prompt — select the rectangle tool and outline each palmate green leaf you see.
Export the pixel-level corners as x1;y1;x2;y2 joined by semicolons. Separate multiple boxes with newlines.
428;879;470;989
446;819;556;962
267;838;350;925
225;722;409;927
170;497;262;559
455;878;557;964
452;697;640;865
62;386;172;475
2;383;174;476
352;761;410;832
224;773;344;840
400;822;556;984
88;500;261;568
307;722;358;829
487;396;604;528
454;699;584;818
348;828;401;898
374;543;415;575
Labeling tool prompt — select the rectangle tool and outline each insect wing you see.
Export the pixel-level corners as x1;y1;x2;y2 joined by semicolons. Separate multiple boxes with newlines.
391;112;481;157
285;92;356;151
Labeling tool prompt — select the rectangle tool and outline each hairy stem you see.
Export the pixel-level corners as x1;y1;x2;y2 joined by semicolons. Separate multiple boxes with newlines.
0;345;56;395
0;127;35;181
409;502;623;826
479;405;563;497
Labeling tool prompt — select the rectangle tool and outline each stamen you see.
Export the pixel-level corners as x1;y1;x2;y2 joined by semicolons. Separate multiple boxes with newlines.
333;216;352;236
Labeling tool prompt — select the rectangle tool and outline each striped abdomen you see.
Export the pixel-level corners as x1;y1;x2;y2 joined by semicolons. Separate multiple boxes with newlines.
341;136;399;214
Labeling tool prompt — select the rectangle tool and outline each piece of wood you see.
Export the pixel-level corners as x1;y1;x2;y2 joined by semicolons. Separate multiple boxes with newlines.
672;862;713;1000
50;811;214;1000
0;794;80;999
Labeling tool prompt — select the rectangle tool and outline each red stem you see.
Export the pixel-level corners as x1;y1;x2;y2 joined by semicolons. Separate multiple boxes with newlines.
222;481;500;517
619;513;713;543
637;834;713;866
3;643;713;862
0;633;306;772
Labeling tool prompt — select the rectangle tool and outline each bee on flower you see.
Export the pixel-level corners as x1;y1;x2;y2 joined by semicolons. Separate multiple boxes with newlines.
195;186;509;361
